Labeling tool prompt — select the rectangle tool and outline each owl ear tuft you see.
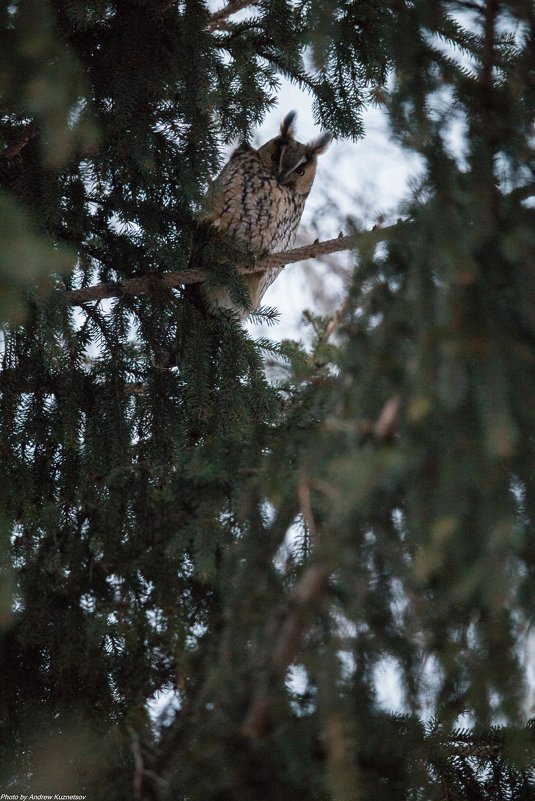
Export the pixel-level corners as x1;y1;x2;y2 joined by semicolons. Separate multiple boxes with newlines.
280;110;297;139
307;132;332;156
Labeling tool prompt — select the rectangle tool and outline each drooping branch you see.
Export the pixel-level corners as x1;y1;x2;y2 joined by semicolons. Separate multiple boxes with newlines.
64;222;402;307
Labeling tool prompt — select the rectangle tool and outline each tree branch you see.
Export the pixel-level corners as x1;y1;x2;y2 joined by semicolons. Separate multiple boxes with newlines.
241;563;331;738
64;222;402;307
206;1;257;31
1;122;37;159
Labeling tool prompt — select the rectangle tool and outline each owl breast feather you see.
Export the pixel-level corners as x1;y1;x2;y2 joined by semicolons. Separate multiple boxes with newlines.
202;148;307;315
210;149;306;254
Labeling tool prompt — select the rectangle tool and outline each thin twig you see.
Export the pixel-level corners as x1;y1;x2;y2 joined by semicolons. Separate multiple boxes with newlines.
64;222;403;307
447;740;501;759
207;0;257;31
298;479;318;543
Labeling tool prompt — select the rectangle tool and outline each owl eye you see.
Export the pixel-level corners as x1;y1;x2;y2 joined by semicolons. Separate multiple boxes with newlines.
295;166;305;176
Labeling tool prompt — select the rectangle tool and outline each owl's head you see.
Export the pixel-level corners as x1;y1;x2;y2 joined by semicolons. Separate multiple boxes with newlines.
257;111;332;195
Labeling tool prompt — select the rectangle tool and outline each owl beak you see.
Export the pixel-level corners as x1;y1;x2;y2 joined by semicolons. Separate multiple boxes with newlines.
275;147;292;184
276;169;293;185
276;153;306;184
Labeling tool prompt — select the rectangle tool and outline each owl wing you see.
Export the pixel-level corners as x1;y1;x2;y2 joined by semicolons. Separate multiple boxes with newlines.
188;145;265;315
189;143;301;316
201;144;254;229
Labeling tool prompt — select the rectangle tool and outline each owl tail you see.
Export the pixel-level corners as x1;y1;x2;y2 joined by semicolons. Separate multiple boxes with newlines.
154;282;251;371
153;224;257;368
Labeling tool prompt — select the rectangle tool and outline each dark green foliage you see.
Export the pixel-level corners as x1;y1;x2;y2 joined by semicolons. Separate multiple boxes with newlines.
1;0;535;799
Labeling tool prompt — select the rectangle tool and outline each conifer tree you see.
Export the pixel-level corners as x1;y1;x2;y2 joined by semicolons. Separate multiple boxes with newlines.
1;1;535;800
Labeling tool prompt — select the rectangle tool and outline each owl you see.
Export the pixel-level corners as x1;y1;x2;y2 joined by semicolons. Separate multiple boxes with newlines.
191;111;332;317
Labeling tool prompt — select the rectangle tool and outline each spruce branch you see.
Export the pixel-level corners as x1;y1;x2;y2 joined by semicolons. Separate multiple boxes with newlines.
507;183;535;204
64;222;401;307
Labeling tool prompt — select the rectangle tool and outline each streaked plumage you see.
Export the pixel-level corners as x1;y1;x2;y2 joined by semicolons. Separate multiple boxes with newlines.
194;111;332;316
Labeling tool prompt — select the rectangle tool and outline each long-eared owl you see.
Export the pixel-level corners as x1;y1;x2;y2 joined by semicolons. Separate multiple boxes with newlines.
193;111;332;317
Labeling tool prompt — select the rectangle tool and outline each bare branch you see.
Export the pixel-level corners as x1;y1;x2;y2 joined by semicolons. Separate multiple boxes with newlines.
64;222;403;307
241;564;330;738
272;564;330;672
374;395;401;440
207;0;257;31
127;725;144;801
2;122;37;159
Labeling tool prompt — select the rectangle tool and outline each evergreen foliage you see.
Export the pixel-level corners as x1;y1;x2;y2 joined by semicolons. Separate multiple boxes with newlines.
1;0;535;799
